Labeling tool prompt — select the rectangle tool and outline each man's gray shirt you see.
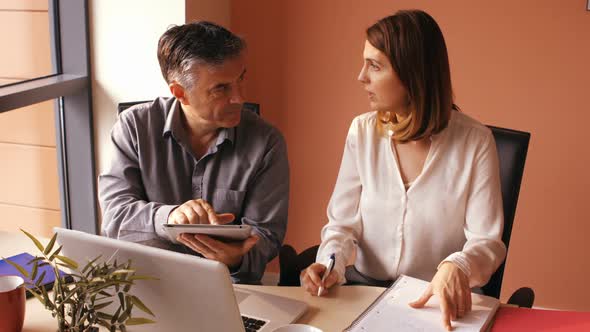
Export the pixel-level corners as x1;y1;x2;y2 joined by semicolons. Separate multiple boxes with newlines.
98;97;289;284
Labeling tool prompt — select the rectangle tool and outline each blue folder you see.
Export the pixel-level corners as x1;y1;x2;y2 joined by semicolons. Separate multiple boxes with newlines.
0;252;71;298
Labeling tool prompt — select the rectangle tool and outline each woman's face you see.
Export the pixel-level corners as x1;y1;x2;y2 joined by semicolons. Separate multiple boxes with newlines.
358;40;408;115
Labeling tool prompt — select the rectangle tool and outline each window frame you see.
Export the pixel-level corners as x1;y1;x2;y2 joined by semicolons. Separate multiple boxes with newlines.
0;0;98;234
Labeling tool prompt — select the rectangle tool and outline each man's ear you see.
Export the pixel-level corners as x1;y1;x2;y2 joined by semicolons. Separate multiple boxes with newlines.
169;82;189;105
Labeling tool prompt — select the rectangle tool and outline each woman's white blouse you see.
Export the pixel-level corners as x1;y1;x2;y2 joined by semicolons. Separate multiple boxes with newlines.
317;111;507;287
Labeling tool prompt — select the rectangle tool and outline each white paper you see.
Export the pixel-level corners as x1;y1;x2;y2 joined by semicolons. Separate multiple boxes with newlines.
346;275;499;332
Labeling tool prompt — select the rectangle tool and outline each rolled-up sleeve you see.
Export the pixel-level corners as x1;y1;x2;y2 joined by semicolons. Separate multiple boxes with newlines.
230;130;290;284
98;115;177;242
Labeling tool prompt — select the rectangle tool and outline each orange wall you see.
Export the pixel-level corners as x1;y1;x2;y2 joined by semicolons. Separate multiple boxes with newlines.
231;0;590;310
230;0;286;130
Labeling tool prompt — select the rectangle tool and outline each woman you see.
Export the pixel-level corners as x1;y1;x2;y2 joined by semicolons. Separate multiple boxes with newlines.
300;10;506;331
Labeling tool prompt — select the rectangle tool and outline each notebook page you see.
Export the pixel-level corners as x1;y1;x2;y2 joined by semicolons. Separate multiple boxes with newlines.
346;275;500;332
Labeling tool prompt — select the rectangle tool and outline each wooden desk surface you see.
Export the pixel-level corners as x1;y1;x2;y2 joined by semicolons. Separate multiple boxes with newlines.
1;231;384;332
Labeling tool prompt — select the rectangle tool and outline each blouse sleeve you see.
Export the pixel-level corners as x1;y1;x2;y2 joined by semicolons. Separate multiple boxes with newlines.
316;117;363;284
440;130;507;287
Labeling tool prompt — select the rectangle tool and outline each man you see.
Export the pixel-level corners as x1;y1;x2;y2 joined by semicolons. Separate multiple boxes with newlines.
98;21;289;284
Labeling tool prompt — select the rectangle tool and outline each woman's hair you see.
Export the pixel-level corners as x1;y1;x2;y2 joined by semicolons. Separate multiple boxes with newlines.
157;21;246;91
366;10;457;142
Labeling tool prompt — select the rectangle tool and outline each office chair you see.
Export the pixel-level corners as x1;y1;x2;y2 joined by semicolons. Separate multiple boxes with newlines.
278;125;533;307
117;100;260;115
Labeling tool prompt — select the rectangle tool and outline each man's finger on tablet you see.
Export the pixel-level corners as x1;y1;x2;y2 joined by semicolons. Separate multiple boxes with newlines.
215;213;235;225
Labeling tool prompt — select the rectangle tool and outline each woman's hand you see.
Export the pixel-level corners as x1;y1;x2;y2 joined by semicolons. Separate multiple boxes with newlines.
409;262;471;331
300;263;339;296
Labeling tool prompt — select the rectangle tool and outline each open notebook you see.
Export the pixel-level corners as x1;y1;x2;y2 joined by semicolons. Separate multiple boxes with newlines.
345;275;500;332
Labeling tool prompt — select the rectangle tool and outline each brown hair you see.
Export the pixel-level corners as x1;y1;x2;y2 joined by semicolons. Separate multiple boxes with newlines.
157;21;246;90
366;10;457;142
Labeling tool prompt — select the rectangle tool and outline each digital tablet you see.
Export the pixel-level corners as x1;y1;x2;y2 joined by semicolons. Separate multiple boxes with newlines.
162;224;252;243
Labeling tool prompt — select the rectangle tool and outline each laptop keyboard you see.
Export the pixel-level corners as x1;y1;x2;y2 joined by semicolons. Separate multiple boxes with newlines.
241;315;268;332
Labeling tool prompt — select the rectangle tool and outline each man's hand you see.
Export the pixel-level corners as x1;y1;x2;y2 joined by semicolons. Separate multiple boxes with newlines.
168;199;235;225
300;263;338;296
409;262;471;331
178;233;259;268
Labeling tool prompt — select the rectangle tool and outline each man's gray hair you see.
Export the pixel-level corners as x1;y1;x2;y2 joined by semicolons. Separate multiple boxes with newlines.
157;21;246;90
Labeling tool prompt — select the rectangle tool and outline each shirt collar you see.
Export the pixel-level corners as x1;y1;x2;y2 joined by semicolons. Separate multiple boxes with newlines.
162;99;236;147
162;98;182;140
214;125;236;147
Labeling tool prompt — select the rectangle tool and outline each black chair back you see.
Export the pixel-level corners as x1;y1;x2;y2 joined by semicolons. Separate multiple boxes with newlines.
482;125;530;298
117;100;152;114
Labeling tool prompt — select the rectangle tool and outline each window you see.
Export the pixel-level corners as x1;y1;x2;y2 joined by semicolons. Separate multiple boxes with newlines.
0;1;56;87
0;100;61;237
0;0;98;235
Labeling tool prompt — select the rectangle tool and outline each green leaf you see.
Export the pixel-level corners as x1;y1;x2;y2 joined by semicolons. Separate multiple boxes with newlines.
40;286;53;310
48;245;62;261
26;256;45;265
31;260;39;281
112;269;135;275
111;307;121;324
2;257;29;278
125;317;156;325
82;255;102;274
129;295;154;316
55;262;73;271
55;255;78;269
99;290;113;297
57;284;82;305
27;289;46;305
96;312;113;320
67;273;84;280
20;229;45;253
79;311;90;325
117;309;129;323
93;301;113;311
92;283;133;296
43;233;57;255
125;296;133;312
118;292;125;309
51;279;59;301
35;271;47;287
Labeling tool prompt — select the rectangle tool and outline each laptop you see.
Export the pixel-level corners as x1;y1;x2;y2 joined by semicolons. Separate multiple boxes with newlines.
55;228;308;332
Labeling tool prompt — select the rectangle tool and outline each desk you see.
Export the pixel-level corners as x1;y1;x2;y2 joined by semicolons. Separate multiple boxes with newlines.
1;231;384;332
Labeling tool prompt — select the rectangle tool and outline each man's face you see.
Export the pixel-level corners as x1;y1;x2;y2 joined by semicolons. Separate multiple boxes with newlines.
183;54;246;129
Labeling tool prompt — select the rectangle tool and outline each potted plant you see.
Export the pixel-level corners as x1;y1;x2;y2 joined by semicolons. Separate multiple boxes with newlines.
4;230;157;332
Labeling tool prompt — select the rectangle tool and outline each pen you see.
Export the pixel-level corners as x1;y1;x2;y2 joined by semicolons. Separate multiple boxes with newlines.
318;253;335;296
